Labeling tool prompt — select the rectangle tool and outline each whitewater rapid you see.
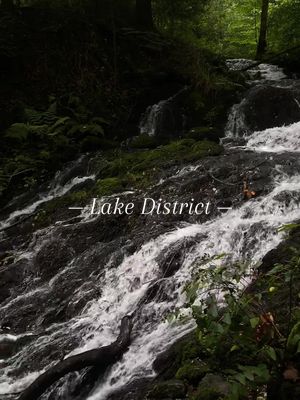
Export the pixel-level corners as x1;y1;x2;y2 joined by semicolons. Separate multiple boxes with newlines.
0;62;300;400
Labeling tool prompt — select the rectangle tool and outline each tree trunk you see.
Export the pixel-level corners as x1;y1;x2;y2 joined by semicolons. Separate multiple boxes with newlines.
256;0;270;60
18;316;133;400
135;0;154;30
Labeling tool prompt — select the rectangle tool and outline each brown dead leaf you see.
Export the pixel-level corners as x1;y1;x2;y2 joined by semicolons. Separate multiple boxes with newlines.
283;365;300;382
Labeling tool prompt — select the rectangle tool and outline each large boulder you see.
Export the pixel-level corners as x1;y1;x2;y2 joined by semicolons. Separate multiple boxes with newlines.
242;85;300;132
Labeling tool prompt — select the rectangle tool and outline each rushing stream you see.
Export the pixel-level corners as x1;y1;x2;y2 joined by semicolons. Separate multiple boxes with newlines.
0;61;300;399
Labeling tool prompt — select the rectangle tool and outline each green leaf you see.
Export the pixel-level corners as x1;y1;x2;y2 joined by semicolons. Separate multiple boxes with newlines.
241;368;254;381
5;123;30;141
210;321;224;334
50;117;71;133
264;346;277;361
235;373;246;385
250;317;260;329
208;302;218;318
253;364;270;381
223;312;232;325
92;116;110;125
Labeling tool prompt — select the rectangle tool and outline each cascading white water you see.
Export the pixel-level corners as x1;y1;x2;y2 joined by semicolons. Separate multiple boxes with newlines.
1;130;300;399
226;59;287;82
140;100;169;137
139;87;187;137
224;100;249;138
0;174;95;232
1;62;300;400
245;121;300;153
0;172;299;397
224;60;290;139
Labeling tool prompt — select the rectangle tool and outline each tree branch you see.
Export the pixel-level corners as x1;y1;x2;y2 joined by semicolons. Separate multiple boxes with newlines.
18;316;133;400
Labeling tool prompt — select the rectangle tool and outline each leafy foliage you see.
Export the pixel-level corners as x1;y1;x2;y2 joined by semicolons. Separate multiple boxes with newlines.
166;240;300;399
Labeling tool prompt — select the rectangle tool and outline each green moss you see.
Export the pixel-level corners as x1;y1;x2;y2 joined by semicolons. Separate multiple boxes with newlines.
93;177;124;197
124;139;221;172
96;139;222;183
176;361;210;384
34;190;89;226
122;172;152;190
190;140;223;159
8;137;223;230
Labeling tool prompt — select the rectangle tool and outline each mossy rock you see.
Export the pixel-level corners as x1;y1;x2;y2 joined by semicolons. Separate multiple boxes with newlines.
192;374;229;400
93;177;125;197
153;331;205;381
122;172;153;190
148;380;187;399
178;336;204;363
176;360;210;384
91;139;223;193
34;190;90;225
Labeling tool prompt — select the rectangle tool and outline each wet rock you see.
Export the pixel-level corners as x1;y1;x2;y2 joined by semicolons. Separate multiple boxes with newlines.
57;155;90;186
175;360;210;384
242;85;300;132
140;88;188;140
68;178;95;193
0;261;24;303
153;332;202;380
148;380;186;399
0;334;17;359
107;378;153;400
157;239;197;278
34;239;75;280
260;223;300;274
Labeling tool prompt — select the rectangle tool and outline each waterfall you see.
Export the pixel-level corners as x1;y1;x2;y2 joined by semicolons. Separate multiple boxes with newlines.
1;63;300;400
0;156;95;233
140;99;170;137
224;60;299;140
224;101;249;138
139;88;188;138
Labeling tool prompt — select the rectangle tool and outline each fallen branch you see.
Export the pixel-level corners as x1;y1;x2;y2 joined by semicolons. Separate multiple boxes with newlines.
18;316;133;400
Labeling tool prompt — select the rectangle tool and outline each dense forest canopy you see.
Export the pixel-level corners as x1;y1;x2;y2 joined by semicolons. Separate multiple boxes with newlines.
1;0;299;57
